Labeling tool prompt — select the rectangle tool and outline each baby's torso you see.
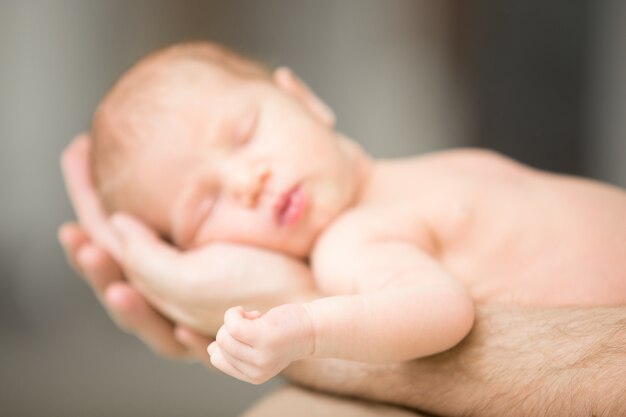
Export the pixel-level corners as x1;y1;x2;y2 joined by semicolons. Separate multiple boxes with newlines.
311;149;626;307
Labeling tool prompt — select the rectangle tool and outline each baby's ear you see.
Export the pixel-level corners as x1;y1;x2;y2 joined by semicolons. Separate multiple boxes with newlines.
273;67;336;127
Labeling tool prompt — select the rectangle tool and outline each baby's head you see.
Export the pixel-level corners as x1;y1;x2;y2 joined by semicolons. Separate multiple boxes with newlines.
91;41;366;258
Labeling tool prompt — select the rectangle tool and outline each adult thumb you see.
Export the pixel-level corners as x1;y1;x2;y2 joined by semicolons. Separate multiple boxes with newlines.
109;212;181;294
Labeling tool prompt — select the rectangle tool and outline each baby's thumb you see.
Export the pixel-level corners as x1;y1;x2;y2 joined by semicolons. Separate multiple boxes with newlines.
244;310;262;320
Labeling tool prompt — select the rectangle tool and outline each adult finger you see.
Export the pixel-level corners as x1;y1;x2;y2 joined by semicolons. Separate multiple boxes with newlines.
58;222;90;274
105;282;190;359
110;213;187;301
60;133;122;259
59;222;127;298
174;326;214;368
76;243;125;295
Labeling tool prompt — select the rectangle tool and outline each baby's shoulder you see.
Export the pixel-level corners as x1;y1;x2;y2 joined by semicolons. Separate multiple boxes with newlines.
310;206;433;293
310;210;380;293
312;210;373;259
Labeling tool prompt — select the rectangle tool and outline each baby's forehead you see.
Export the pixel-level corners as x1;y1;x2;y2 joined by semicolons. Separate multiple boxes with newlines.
106;42;272;115
148;67;259;125
107;54;270;154
109;64;223;129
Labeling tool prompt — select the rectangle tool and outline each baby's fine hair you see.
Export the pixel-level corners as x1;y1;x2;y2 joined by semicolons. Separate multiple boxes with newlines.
90;41;270;215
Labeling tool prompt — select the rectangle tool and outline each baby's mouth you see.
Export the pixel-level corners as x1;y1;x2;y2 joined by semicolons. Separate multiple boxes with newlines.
275;185;306;227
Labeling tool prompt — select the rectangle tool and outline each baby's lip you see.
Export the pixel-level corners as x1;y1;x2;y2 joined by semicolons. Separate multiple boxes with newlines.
274;185;306;227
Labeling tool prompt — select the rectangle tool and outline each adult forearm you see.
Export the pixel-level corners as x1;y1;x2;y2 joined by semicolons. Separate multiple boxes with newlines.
284;305;626;417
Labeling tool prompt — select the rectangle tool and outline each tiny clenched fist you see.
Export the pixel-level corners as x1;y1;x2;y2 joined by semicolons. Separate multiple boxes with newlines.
208;303;315;384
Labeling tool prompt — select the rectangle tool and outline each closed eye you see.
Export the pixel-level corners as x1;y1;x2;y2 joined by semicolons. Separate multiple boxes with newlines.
190;194;218;241
234;107;258;147
196;195;217;222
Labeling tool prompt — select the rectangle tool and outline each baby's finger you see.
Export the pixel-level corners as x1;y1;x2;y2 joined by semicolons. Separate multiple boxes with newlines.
224;306;259;345
175;326;214;368
105;282;190;359
208;343;250;382
212;341;264;382
216;325;255;362
77;243;125;295
244;310;261;320
58;222;90;274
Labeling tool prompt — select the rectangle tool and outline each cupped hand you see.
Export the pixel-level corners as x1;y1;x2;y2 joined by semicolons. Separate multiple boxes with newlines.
58;220;214;364
60;134;213;365
108;212;317;335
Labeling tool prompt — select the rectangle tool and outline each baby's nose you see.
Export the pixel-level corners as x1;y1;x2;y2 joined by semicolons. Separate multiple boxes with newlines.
234;163;271;208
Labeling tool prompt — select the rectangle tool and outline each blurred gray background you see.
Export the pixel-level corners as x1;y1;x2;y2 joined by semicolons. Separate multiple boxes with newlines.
0;1;624;416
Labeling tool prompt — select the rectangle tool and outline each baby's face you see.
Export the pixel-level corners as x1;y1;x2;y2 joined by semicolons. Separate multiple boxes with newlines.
132;66;357;257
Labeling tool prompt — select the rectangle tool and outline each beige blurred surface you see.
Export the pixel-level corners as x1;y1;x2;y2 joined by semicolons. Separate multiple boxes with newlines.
241;386;422;417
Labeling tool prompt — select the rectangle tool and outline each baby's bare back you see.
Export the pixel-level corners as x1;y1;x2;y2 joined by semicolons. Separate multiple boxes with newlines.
317;150;626;307
435;152;626;306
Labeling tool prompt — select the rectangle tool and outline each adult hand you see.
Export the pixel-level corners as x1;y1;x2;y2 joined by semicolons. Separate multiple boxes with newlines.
58;221;213;363
106;212;316;335
59;134;211;365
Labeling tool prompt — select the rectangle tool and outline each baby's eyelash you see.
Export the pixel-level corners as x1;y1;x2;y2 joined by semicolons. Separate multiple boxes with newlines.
234;109;258;146
198;195;213;210
236;130;254;146
196;195;217;221
185;193;217;245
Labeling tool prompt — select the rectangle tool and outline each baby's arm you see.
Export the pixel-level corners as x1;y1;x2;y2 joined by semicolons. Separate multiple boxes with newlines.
209;241;474;384
305;248;474;362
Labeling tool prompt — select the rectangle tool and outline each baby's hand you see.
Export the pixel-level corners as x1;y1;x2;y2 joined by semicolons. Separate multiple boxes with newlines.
208;304;315;384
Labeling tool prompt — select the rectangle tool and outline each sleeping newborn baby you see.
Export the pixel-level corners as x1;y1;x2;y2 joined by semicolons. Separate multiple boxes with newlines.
91;41;626;384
